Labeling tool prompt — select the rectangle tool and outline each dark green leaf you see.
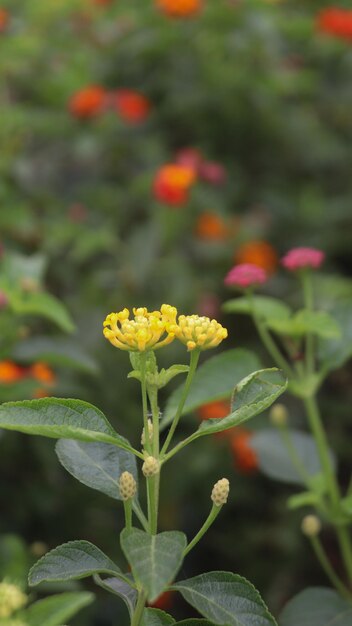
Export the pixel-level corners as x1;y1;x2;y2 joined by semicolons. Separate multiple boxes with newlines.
142;607;176;626
25;591;94;626
94;574;137;617
318;298;352;371
279;587;352;626
172;572;277;626
121;528;186;603
13;336;99;375
223;296;291;322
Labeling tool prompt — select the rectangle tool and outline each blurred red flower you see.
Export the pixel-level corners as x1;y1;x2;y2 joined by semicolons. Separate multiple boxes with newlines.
195;212;228;241
199;161;227;185
113;90;151;124
0;361;25;384
175;147;203;171
148;590;174;610
69;85;107;119
235;240;278;275
317;8;352;41
153;164;196;206
198;400;230;420
30;362;56;386
231;429;258;474
0;8;9;33
156;0;203;18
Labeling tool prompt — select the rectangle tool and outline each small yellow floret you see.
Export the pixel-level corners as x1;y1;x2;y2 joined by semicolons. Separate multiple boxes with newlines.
301;515;321;537
103;304;177;352
142;455;160;477
211;478;230;507
118;471;137;501
269;403;289;427
0;582;27;618
175;315;228;351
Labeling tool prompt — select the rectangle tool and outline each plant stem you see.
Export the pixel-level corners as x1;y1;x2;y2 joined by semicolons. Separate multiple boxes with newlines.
161;350;200;456
140;353;151;455
123;499;132;530
301;269;314;375
147;475;158;535
132;501;149;531
131;590;147;626
310;535;352;601
183;504;221;557
147;386;160;535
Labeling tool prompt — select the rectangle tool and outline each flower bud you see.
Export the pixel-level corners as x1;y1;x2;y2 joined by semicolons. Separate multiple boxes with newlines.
142;455;160;477
118;471;137;501
301;515;321;537
141;419;153;447
211;478;230;507
270;403;288;427
0;582;27;618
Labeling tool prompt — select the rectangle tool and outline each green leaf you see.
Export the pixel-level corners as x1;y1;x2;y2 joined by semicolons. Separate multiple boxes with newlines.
194;369;287;438
29;540;122;586
120;528;187;603
287;491;322;510
142;608;176;626
250;428;335;486
318;298;352;371
13;336;99;375
94;574;137;617
9;291;75;333
25;592;94;626
174;622;217;626
162;349;261;429
279;587;352;626
0;398;136;453
172;572;277;626
340;495;352;518
56;439;137;500
223;296;291;322
267;310;341;339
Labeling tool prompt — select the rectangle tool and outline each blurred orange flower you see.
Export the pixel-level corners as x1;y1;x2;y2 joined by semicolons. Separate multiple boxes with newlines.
114;89;151;124
317;8;352;41
198;400;230;420
0;8;9;32
234;240;278;275
30;363;56;386
148;590;174;610
93;0;113;5
69;85;107;119
156;0;202;18
0;361;25;384
153;164;196;206
231;428;258;474
195;212;228;241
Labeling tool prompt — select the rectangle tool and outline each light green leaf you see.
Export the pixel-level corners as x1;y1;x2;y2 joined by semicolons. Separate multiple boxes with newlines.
223;296;291;322
287;491;322;510
194;369;287;438
318;298;352;371
279;587;352;626
29;540;122;586
267;310;341;339
340;495;352;518
9;291;75;333
142;608;176;625
120;528;187;603
56;439;137;500
25;592;94;626
0;398;136;453
93;574;137;617
13;336;99;375
250;428;335;486
172;572;277;626
162;349;261;429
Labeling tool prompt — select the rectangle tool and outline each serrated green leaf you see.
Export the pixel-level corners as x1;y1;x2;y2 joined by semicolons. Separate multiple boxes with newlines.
142;607;176;626
223;296;291;322
120;528;187;603
55;439;137;500
162;349;261;429
172;572;277;626
279;587;352;626
13;336;99;375
0;398;136;454
29;540;122;586
267;310;341;339
25;592;94;626
93;574;137;617
193;369;287;438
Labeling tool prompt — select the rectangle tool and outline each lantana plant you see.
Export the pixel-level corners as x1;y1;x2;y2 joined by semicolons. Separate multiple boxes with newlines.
0;304;286;626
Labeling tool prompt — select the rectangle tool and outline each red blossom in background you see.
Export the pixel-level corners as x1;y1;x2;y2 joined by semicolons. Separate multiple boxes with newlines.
195;212;228;241
0;8;9;33
198;400;230;420
153;164;196;206
199;160;227;185
231;429;258;474
113;89;151;124
234;240;278;275
224;263;268;289
317;7;352;41
156;0;203;18
69;85;108;119
281;247;325;271
148;590;174;610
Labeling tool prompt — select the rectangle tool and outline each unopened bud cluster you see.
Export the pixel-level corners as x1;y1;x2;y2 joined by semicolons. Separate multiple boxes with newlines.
211;478;230;507
142;455;160;477
118;471;137;501
141;419;153;447
0;582;27;618
301;515;321;537
270;403;288;427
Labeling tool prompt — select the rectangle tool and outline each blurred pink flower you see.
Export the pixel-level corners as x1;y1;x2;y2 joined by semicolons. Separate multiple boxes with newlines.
281;247;325;271
175;147;203;171
199;161;227;185
197;293;221;318
224;263;267;288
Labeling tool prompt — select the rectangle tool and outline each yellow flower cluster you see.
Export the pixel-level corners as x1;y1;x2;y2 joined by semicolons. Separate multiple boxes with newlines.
103;306;228;353
0;582;27;618
103;305;177;352
175;314;228;351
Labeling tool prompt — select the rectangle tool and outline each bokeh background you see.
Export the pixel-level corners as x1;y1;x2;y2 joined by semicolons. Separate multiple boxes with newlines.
1;0;352;624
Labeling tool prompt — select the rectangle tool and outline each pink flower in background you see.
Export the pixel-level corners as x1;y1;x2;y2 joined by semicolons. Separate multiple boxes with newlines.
224;263;267;288
281;247;325;271
199;161;227;185
175;147;203;171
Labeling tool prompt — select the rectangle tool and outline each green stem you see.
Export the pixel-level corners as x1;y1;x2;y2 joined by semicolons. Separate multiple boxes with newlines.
131;590;147;626
132;501;149;531
147;475;158;535
310;535;352;601
161;350;200;456
140;353;151;455
123;499;132;531
247;293;295;378
183;504;221;557
301;270;314;375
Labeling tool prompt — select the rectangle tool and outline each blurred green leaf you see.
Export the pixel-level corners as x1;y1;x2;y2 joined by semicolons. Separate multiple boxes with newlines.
25;591;94;626
279;587;352;626
223;296;291;322
13;336;98;375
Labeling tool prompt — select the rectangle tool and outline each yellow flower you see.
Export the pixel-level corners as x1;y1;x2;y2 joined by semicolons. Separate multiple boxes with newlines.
0;582;27;618
175;315;228;351
103;304;177;352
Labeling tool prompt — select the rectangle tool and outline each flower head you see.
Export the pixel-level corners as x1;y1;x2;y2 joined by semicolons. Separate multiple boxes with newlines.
0;582;27;618
301;515;322;537
0;8;9;32
195;212;227;241
118;471;137;501
0;361;25;384
30;362;56;385
113;89;151;124
317;8;352;41
281;247;325;271
142;455;160;477
199;161;227;185
69;85;107;119
156;0;202;18
175;315;227;351
211;478;230;507
153;164;196;206
103;305;177;352
231;429;258;474
198;400;230;420
235;240;278;275
224;263;267;289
